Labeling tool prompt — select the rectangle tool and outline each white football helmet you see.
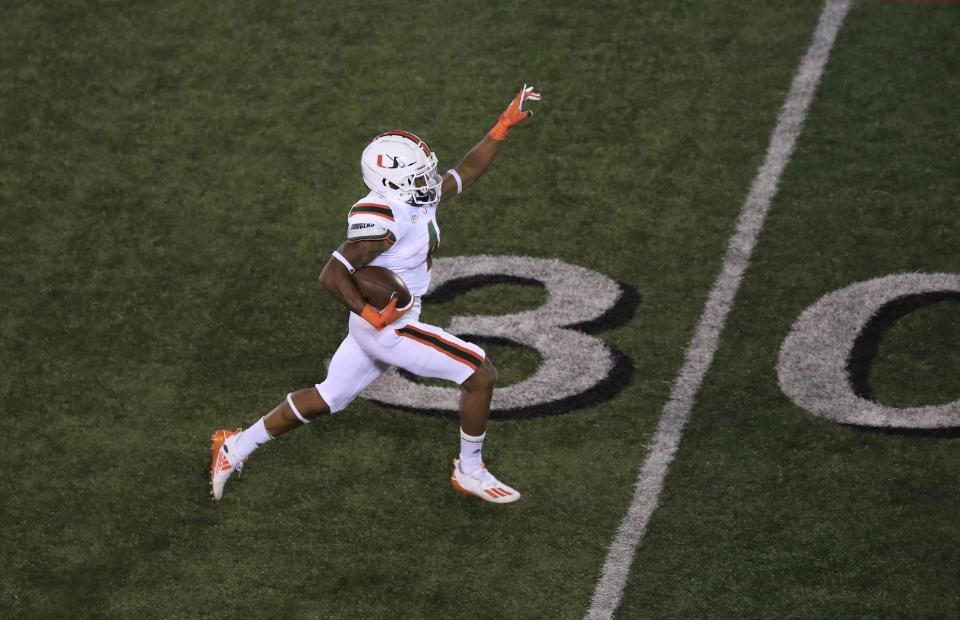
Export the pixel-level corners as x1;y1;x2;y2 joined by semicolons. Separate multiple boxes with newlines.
361;130;442;205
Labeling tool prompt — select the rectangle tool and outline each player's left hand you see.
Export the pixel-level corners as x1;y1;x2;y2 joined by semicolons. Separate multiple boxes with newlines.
489;84;542;141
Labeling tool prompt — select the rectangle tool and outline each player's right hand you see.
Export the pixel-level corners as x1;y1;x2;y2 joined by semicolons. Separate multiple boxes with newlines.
360;294;413;330
489;84;542;141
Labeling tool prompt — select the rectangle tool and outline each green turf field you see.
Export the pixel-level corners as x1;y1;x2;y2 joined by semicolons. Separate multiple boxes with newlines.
2;1;958;618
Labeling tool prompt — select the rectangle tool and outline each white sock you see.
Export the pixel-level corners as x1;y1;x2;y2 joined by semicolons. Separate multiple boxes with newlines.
459;428;485;474
234;417;273;460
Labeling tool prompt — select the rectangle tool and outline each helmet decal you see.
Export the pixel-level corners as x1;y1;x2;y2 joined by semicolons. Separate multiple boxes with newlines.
377;130;432;156
376;154;406;169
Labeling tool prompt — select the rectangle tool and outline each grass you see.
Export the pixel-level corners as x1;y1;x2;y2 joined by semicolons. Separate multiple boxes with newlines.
619;2;960;617
1;1;957;618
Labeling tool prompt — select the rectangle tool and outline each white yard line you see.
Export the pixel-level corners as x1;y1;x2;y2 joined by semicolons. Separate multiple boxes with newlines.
585;1;853;618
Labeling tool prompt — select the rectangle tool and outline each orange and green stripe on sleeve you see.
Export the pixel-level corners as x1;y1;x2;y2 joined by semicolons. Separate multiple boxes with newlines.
348;230;397;244
349;203;395;221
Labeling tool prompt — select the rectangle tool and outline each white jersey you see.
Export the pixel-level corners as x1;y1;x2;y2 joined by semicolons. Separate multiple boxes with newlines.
317;192;483;413
345;190;440;297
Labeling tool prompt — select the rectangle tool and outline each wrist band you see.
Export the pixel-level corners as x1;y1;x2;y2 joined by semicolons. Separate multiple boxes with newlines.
332;250;355;274
446;169;463;194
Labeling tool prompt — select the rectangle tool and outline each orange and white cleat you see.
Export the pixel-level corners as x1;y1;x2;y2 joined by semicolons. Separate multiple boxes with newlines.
210;428;244;501
450;459;521;504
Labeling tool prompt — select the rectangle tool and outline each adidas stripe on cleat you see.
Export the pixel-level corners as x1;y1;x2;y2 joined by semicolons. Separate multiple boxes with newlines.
209;428;244;501
450;459;521;504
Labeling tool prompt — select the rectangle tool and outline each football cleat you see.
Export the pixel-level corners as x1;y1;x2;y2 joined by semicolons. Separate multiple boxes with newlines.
210;428;244;501
450;459;521;504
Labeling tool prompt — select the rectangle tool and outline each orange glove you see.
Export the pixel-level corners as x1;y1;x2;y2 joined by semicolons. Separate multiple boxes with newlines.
360;294;413;331
489;84;542;141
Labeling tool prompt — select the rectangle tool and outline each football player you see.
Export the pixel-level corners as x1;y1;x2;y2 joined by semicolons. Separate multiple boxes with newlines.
210;85;541;504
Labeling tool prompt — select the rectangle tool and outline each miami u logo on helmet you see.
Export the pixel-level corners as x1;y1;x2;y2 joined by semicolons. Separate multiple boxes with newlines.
376;154;408;169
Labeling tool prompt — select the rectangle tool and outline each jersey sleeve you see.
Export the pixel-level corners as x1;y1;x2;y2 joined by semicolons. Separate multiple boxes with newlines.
346;202;398;244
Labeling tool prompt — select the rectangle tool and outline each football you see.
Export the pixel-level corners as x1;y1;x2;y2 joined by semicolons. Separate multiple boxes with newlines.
352;266;412;309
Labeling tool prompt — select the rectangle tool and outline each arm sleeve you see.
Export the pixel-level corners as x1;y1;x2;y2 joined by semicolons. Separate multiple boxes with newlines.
346;212;398;243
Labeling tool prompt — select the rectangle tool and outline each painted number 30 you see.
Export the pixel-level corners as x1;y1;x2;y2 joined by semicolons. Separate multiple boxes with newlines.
361;256;637;419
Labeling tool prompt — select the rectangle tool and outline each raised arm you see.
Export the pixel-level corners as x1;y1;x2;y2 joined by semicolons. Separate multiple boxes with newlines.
440;85;541;202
